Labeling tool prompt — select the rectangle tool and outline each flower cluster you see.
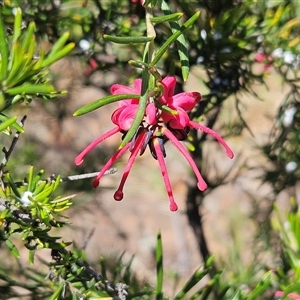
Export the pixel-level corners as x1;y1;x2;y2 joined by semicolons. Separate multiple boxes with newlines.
75;76;234;211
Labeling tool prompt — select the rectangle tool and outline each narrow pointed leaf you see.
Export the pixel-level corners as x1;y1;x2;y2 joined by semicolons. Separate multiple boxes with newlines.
128;59;149;69
73;93;140;116
0;114;24;132
32;169;44;191
156;231;163;300
21;22;36;53
48;31;70;56
28;249;35;264
6;83;55;95
33;181;47;196
6;42;25;84
5;172;21;197
0;116;17;132
150;12;183;23
174;266;210;299
6;240;20;258
27;165;34;191
158;1;199;81
41;43;75;68
104;34;155;44
151;11;200;66
119;70;149;148
247;274;272;300
12;8;22;43
0;9;9;81
49;283;64;300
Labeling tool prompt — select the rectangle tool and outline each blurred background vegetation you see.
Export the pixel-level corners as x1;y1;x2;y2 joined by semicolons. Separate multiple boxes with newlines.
1;0;300;299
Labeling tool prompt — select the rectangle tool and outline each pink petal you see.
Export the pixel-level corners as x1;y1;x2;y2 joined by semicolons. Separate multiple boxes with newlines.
163;127;208;191
162;107;190;129
159;76;176;104
153;137;178;211
162;76;176;96
110;79;141;107
170;92;201;112
111;107;123;125
93;144;130;187
114;130;147;201
75;126;120;165
189;121;234;159
145;102;157;125
118;105;139;130
133;78;142;93
112;105;138;130
118;98;139;107
110;84;137;95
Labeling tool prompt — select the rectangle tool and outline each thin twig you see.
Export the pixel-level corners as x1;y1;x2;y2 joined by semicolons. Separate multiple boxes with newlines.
82;228;95;250
12;168;117;187
0;116;27;189
0;116;27;169
58;168;117;182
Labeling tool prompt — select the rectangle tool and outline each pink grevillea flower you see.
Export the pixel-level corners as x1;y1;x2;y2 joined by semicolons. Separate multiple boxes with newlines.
75;76;234;211
255;51;273;71
274;291;300;299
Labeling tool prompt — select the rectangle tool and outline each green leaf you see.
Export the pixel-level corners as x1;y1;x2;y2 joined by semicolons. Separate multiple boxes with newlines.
280;283;300;299
5;60;36;88
205;255;215;268
247;271;272;300
6;42;26;85
118;70;149;148
159;0;191;81
0;114;24;132
123;255;135;283
73;93;140;116
53;175;61;191
0;116;17;132
100;257;107;279
39;207;51;225
5;172;21;198
195;271;222;300
150;12;183;23
174;266;210;299
156;231;163;300
104;34;155;44
47;31;70;56
21;22;36;53
41;42;75;68
12;8;22;43
150;11;200;67
0;9;9;81
6;83;55;95
49;283;65;300
33;180;47;196
5;239;20;258
27;165;34;191
128;59;149;69
28;249;35;265
31;169;44;191
33;185;54;202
